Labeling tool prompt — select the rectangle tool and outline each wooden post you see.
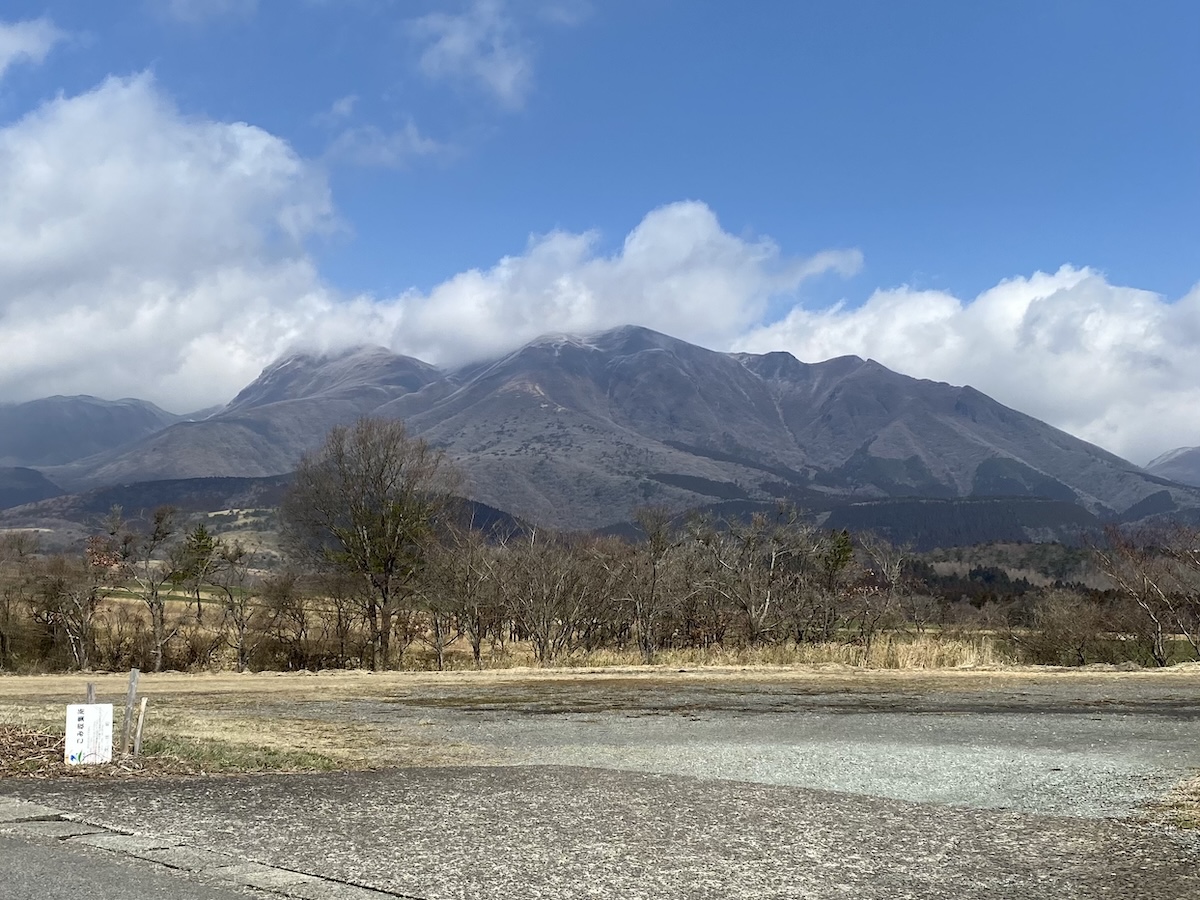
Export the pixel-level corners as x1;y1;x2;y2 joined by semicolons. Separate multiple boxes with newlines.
132;697;149;758
85;683;95;704
119;668;139;757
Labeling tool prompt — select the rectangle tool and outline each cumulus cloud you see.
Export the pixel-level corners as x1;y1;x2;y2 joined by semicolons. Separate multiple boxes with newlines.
1;67;1197;463
733;269;1200;463
0;17;64;81
0;73;336;411
410;0;534;109
0;82;855;421
378;202;861;365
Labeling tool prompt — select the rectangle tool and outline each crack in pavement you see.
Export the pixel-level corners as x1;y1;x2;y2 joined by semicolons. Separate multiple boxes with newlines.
0;798;422;900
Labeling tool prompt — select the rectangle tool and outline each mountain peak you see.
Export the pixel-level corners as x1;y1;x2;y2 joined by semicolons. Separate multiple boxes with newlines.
1145;446;1200;487
269;343;396;368
223;344;441;414
585;324;696;355
1147;446;1197;469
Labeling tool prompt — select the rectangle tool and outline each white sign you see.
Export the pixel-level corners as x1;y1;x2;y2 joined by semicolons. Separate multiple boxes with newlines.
64;703;114;765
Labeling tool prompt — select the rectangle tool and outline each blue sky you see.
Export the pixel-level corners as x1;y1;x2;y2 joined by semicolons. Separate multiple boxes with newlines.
0;1;1197;462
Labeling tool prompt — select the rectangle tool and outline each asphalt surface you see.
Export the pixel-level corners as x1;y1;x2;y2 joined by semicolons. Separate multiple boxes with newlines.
4;671;1200;899
7;768;1200;900
0;833;264;900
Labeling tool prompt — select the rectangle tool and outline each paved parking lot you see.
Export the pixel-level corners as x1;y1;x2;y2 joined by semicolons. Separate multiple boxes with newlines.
4;669;1200;898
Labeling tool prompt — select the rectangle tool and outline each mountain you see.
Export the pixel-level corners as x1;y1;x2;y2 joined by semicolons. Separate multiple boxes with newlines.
0;396;181;467
1145;447;1200;487
10;326;1200;537
0;467;63;509
377;326;1193;529
41;346;443;490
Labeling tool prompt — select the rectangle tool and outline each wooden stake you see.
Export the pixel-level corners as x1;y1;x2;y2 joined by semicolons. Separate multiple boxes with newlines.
119;668;139;757
85;683;95;704
132;697;148;758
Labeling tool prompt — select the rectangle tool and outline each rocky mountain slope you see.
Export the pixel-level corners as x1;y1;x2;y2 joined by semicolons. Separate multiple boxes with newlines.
41;346;442;490
380;326;1193;529
8;327;1198;534
1145;447;1200;487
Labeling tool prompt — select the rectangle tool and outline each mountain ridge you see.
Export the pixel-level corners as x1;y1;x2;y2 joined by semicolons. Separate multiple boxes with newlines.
6;326;1198;535
0;395;183;468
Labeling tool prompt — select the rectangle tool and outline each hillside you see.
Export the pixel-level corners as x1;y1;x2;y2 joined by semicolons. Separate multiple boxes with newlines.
1146;447;1200;487
0;396;181;467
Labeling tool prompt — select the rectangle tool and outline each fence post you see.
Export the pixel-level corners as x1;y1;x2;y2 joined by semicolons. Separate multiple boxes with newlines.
119;668;139;757
132;697;149;758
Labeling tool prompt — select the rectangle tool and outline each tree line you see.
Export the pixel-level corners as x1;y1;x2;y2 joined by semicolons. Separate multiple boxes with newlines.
2;417;1199;673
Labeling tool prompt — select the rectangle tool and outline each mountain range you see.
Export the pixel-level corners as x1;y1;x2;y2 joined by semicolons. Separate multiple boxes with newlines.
3;325;1198;546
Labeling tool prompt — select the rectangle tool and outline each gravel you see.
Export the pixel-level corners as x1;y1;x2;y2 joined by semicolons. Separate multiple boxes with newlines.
299;670;1200;819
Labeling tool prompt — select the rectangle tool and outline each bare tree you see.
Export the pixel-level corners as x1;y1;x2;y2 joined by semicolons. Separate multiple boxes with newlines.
36;536;126;671
853;532;910;649
261;572;313;670
1093;524;1200;666
439;526;504;669
280;417;462;670
124;506;182;673
1024;588;1110;666
312;571;368;667
209;540;262;672
0;531;39;669
625;505;679;663
501;531;597;665
697;506;817;646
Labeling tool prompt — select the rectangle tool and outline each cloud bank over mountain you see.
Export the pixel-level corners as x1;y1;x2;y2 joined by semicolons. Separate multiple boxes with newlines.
735;269;1200;465
0;42;1196;464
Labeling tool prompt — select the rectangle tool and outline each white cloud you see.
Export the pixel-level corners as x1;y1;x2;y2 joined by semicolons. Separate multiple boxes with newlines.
1;68;1196;463
372;201;861;367
327;120;445;168
0;73;336;412
157;0;258;24
0;95;855;422
733;269;1200;464
0;17;64;81
410;0;533;109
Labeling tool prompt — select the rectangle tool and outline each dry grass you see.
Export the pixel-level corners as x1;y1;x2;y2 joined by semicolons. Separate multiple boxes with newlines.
0;703;375;778
0;670;499;779
0;723;285;778
1144;774;1200;830
575;634;1016;669
3;659;1199;704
